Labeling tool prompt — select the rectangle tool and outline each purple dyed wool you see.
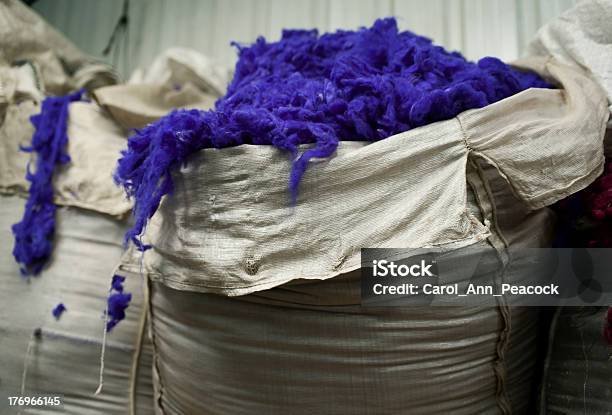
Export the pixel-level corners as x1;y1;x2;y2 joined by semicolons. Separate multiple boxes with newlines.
106;275;131;332
115;18;550;249
52;303;66;320
12;90;84;275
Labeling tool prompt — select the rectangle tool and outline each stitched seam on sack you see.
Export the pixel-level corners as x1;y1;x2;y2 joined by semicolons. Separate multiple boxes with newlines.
145;278;168;415
466;158;513;414
471;159;510;251
456;115;473;153
127;261;149;415
469;163;512;415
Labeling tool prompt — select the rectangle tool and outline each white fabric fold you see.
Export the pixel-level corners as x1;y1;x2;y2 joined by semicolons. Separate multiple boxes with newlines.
527;0;612;114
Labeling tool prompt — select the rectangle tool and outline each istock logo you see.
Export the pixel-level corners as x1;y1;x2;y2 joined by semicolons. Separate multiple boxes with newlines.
372;259;436;277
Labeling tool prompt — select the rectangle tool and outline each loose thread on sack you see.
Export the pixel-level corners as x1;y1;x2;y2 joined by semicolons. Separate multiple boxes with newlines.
94;304;109;396
19;328;41;415
128;249;148;415
579;326;588;415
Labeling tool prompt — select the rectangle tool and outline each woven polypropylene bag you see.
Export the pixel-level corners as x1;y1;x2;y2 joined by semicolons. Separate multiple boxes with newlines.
110;50;610;414
0;195;154;415
118;154;559;415
125;168;550;415
0;84;151;415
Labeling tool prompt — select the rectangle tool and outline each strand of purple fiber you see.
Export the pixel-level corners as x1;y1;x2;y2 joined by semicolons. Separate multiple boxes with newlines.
12;89;84;275
114;18;551;250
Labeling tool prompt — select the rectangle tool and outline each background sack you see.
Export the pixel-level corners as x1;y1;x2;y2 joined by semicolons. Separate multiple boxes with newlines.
0;99;132;217
0;0;117;95
93;48;228;130
0;195;153;415
539;307;612;414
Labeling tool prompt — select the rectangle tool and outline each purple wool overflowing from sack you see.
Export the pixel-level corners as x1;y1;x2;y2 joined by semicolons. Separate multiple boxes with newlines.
114;17;551;249
12;90;84;275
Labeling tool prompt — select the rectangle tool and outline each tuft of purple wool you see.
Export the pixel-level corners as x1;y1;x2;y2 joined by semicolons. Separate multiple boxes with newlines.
114;18;551;249
106;275;131;332
12;89;84;275
111;274;126;292
52;303;66;320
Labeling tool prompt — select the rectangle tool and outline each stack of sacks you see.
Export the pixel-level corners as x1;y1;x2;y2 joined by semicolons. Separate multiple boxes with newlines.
1;37;229;412
93;48;230;129
527;1;612;412
0;1;152;413
0;44;227;409
113;18;609;415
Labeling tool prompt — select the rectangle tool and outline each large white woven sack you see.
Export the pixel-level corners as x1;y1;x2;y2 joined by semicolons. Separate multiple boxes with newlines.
113;53;612;415
110;30;612;411
117;164;549;414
